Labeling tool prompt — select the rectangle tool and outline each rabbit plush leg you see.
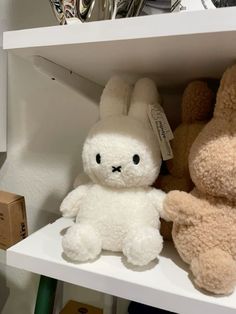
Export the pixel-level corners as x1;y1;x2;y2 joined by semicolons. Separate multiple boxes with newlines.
62;223;102;262
123;226;163;266
191;248;236;294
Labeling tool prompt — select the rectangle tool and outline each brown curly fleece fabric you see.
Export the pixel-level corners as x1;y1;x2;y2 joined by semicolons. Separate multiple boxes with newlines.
164;64;236;295
161;81;214;193
158;81;214;240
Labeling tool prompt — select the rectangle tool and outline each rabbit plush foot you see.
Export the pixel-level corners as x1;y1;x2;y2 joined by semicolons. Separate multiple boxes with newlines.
191;248;236;294
122;227;163;266
62;223;102;262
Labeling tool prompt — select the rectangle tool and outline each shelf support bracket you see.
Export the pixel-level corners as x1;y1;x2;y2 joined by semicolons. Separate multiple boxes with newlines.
32;56;103;104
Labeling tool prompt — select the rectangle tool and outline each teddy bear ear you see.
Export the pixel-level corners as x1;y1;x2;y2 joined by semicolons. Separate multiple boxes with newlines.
214;64;236;122
128;78;161;128
181;81;214;123
99;76;132;120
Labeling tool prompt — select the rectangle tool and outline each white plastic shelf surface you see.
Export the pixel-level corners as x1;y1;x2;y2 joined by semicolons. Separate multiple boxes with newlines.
7;218;236;314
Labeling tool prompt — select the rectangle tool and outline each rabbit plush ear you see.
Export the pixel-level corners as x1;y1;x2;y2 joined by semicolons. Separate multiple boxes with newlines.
181;81;214;123
128;78;161;127
100;76;132;119
215;64;236;122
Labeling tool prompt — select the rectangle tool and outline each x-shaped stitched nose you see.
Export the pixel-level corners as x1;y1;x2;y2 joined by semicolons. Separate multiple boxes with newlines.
112;166;122;173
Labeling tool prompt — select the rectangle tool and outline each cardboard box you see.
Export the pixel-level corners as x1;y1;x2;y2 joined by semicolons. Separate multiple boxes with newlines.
0;190;28;250
60;300;103;314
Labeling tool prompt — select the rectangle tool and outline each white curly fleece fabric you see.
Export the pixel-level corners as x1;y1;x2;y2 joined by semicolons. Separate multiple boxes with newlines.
61;77;167;266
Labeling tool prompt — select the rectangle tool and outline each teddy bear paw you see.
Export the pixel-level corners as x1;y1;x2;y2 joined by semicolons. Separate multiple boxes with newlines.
191;248;236;295
123;227;163;266
62;223;102;262
164;190;184;221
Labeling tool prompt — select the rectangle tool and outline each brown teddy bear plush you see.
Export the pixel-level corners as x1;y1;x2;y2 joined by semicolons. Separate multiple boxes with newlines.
158;81;214;240
164;64;236;295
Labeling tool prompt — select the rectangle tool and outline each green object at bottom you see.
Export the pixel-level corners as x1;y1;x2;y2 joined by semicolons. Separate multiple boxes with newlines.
34;275;58;314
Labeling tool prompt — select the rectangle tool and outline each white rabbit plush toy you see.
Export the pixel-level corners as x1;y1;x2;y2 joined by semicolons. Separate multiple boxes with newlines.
61;76;168;266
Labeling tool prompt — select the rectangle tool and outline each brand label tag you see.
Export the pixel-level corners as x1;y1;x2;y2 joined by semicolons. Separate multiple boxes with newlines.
147;103;174;161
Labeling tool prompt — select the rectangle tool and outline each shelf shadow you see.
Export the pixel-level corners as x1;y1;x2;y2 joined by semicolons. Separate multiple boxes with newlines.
61;252;100;264
0;152;7;169
0;265;10;312
160;242;188;272
161;242;232;298
121;255;158;272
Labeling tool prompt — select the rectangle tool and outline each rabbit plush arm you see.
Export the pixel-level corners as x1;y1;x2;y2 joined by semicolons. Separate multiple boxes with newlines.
60;184;90;218
148;189;170;221
164;190;215;224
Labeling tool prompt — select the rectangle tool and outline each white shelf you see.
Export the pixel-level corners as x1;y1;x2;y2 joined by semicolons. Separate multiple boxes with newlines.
7;217;236;314
3;8;236;86
4;10;236;311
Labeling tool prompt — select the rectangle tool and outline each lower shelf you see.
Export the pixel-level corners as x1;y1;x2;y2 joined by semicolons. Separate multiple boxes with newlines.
7;218;236;314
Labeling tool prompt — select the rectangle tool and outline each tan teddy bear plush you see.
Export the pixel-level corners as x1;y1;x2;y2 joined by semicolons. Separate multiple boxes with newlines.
157;81;214;240
164;64;236;294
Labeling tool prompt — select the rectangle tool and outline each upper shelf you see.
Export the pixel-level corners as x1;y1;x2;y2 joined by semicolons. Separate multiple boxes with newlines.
7;217;236;314
3;7;236;86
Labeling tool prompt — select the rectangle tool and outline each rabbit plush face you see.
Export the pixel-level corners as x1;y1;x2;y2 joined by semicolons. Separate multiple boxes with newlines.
83;115;161;188
82;77;162;188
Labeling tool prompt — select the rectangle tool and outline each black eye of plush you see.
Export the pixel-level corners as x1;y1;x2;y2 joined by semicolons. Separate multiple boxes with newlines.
133;154;140;165
96;154;101;164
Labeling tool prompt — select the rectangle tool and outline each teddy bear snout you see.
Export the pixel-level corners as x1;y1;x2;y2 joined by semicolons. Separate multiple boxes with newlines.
112;165;122;173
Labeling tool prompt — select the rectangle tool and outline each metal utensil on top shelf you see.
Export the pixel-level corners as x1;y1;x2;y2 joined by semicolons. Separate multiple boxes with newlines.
49;0;147;24
49;0;66;24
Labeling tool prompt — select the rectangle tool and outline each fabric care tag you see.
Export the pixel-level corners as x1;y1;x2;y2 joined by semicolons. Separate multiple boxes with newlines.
147;103;174;160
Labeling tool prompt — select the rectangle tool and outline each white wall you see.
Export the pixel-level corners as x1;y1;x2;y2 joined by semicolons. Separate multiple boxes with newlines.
0;1;105;312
